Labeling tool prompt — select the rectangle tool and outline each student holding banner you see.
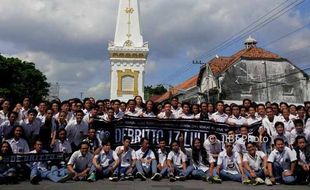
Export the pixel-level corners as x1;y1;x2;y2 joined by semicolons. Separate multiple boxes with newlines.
0;141;17;184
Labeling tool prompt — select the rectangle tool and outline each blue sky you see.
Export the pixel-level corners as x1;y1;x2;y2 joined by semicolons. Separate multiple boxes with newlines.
0;0;309;100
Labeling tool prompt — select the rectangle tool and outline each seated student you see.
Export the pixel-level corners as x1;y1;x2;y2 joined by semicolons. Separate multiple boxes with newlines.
87;140;119;182
243;142;272;186
211;101;228;123
188;138;218;182
215;142;248;184
135;138;159;181
290;119;310;146
157;102;177;119
7;126;29;154
203;133;222;163
65;110;88;151
19;109;41;145
271;121;290;147
293;136;310;184
50;129;72;159
67;142;93;181
0;111;18;141
226;105;247;127
167;141;187;182
234;126;257;156
114;136;136;181
125;99;140;117
268;138;297;184
0;141;17;184
156;138;168;179
83;128;100;153
29;140;73;184
178;102;194;119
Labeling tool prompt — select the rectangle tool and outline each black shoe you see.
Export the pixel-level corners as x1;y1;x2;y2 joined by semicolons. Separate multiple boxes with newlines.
125;173;134;181
109;174;119;182
151;173;161;181
169;173;176;182
30;175;39;185
136;172;146;181
176;175;185;181
58;173;74;183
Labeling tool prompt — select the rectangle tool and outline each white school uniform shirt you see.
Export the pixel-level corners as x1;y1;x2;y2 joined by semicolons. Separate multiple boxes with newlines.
36;112;46;124
243;151;266;171
135;148;156;162
65;119;88;146
279;116;295;132
179;113;194;119
305;118;310;131
262;116;281;137
125;110;140;117
217;150;241;174
115;146;136;167
68;150;93;172
167;150;187;168
211;112;228;123
203;139;222;156
94;149;119;168
0;110;9;124
192;152;215;172
193;113;201;119
227;115;247;126
17;107;29;121
52;139;72;154
19;118;41;139
157;148;168;166
234;135;257;154
0;120;17;139
246;116;261;125
289;114;298;120
157;112;177;119
289;129;310;145
142;111;156;118
271;132;291;145
293;149;309;164
7;138;29;154
83;109;91;115
171;107;182;118
268;147;297;170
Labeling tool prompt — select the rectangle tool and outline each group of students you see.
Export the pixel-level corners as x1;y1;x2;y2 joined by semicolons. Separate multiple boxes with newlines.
0;96;310;186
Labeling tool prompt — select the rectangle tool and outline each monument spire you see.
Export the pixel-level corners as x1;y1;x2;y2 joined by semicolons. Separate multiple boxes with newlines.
108;0;149;101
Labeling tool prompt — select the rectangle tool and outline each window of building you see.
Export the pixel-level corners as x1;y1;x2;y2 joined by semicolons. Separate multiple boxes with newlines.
122;75;134;91
282;85;294;96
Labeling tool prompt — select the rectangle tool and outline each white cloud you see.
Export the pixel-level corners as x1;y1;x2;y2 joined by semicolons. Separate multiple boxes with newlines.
86;82;110;100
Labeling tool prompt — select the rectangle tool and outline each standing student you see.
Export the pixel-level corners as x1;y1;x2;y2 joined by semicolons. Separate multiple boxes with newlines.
135;138;159;181
199;102;209;121
111;99;124;119
170;97;182;118
247;106;261;125
65;110;88;151
67;142;93;181
211;101;228;123
141;100;156;118
0;100;10;124
271;121;290;147
134;96;144;114
52;111;67;135
178;102;194;119
227;105;247;127
267;138;297;184
290;119;310;145
39;108;55;150
157;103;177;119
0;111;18;140
19;109;41;145
114;136;136;181
87;140;119;182
167;141;187;182
280;108;295;132
293;136;310;184
7;126;29;154
191;104;201;119
125;99;140;117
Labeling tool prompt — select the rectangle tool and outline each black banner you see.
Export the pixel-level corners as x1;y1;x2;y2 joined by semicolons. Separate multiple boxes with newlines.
94;117;261;147
0;152;64;163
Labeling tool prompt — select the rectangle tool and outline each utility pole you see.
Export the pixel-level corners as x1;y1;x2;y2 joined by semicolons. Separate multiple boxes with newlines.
80;92;83;100
263;61;269;101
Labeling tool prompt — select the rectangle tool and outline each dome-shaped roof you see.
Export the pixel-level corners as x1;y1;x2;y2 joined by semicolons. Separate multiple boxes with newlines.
245;35;257;44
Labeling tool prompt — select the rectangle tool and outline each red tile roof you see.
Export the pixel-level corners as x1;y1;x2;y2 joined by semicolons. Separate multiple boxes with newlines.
209;47;281;76
151;75;198;103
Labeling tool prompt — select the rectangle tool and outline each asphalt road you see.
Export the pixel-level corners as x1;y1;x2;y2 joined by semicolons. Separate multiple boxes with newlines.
1;179;309;190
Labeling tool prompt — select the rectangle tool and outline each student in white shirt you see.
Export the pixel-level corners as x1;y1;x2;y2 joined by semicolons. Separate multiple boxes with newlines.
135;138;159;181
293;136;310;184
280;108;295;132
167;141;187;182
36;101;47;124
178;102;194;119
191;104;201;119
87;140;119;182
0;100;10;124
215;142;247;183
7;126;29;154
114;136;136;181
29;140;73;184
156;138;168;179
157;103;177;119
187;138;217;182
211;101;228;123
267;138;297;184
271;122;290;147
125;99;140;117
203;134;222;163
67;142;93;181
262;107;281;137
17;97;30;121
227;105;247;127
65;110;88;151
83;105;99;127
170;97;182;118
52;111;67;135
50;129;72;156
134;95;144;113
111;99;124;119
19;109;41;142
290;119;310;145
0;111;18;140
247;106;261;125
141;100;156;118
82;98;92;115
305;108;310;131
243;142;272;186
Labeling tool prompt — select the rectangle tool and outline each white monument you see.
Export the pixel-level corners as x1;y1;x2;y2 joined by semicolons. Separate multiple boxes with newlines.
108;0;149;101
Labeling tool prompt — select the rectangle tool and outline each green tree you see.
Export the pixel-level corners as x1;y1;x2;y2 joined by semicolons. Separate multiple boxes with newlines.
144;84;167;100
0;54;49;106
